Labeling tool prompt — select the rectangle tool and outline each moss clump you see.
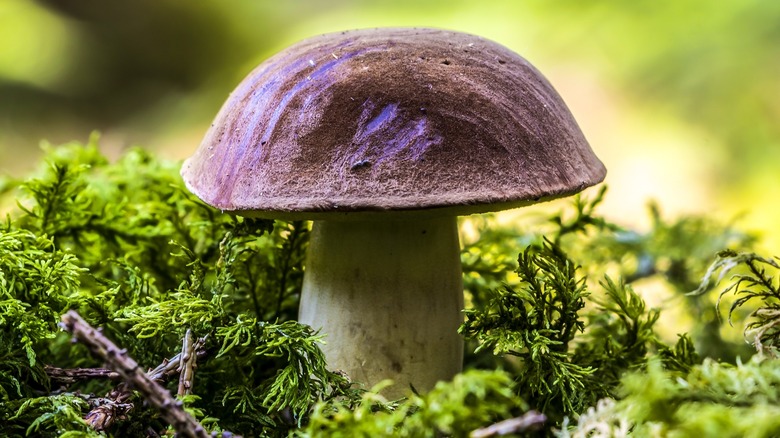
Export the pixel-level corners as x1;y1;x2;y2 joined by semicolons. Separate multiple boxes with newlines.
1;135;778;437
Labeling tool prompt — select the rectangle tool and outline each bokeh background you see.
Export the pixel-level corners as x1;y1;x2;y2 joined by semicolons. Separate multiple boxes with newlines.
1;0;779;250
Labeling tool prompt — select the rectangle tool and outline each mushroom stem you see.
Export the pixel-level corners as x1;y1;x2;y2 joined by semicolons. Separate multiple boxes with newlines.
299;216;464;396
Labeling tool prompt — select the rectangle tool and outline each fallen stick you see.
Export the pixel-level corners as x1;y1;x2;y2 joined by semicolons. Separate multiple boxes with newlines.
470;411;546;437
45;365;120;384
178;328;197;397
60;310;210;438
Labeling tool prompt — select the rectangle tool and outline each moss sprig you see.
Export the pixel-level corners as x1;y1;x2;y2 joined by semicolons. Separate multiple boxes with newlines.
696;250;780;356
461;240;593;420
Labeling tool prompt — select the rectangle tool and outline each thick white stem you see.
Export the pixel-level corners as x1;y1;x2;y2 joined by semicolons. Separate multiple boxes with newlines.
299;217;464;396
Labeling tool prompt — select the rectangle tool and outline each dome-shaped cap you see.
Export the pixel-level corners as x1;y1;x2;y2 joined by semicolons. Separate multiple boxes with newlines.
182;28;606;219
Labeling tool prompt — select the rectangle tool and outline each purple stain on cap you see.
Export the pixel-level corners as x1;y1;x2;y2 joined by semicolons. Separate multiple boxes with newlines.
346;100;441;175
215;49;368;200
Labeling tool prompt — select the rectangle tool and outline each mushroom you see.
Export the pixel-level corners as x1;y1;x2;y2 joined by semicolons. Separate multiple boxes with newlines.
181;28;606;396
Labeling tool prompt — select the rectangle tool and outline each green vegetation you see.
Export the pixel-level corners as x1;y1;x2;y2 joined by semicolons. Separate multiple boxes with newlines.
1;138;779;436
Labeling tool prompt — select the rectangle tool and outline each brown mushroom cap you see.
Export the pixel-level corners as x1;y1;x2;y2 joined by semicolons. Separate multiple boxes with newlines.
182;28;606;220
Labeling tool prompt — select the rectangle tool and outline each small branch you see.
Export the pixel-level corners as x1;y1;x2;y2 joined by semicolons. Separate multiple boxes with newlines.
178;329;197;397
469;411;546;438
85;401;133;431
45;365;120;384
83;333;209;431
60;310;210;438
148;336;207;382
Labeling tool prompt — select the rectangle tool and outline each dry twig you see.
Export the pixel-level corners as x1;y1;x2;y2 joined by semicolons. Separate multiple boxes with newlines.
470;411;547;437
178;328;197;397
60;310;210;438
45;365;120;384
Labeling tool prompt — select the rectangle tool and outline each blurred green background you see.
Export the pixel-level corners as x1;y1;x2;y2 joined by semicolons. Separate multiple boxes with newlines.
1;0;778;249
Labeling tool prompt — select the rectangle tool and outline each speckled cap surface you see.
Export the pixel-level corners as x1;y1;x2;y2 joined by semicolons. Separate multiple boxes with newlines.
181;28;606;219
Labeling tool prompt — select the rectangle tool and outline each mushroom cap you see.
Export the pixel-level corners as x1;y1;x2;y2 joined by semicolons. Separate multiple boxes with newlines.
182;28;606;220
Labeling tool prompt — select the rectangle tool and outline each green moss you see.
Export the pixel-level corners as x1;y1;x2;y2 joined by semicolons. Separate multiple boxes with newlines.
0;136;777;436
300;369;525;437
562;357;780;438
